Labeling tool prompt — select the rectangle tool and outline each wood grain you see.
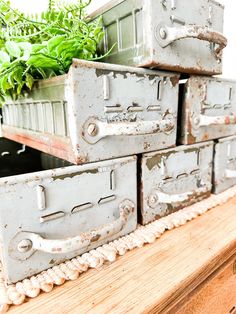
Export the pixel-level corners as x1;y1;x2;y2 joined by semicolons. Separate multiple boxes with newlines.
173;254;236;314
9;196;236;314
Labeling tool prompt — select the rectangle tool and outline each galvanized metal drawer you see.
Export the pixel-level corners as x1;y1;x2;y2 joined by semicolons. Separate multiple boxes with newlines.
179;77;236;145
1;59;179;164
91;0;226;75
0;156;137;283
139;142;213;225
213;135;236;194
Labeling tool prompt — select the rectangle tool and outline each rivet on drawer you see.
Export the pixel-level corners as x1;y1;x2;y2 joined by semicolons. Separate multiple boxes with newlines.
71;202;93;214
36;185;46;210
40;211;65;223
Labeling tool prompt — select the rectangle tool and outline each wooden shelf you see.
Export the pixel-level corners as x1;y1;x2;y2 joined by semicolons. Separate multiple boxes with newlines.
9;196;236;314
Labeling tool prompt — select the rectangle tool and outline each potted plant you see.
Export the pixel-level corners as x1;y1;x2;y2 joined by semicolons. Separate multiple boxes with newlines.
0;0;105;102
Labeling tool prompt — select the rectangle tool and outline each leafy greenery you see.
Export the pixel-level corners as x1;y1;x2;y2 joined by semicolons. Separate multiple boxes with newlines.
0;0;105;102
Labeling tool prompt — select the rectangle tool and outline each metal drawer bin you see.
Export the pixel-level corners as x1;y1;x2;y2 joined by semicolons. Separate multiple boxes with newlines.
179;77;236;145
91;0;226;75
1;59;179;164
0;156;137;284
139;142;213;225
213;135;236;194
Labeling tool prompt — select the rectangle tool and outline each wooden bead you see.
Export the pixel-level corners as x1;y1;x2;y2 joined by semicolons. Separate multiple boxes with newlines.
7;287;25;305
96;246;117;262
22;279;40;298
81;253;103;269
58;264;79;281
36;273;54;293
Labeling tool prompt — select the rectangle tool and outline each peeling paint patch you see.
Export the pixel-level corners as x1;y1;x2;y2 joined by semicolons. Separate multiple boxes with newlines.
146;154;162;171
170;76;179;87
53;169;99;181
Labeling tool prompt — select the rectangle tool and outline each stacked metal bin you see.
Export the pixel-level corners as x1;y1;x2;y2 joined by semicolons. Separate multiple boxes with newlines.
0;0;233;283
0;61;180;283
88;0;234;213
179;76;236;195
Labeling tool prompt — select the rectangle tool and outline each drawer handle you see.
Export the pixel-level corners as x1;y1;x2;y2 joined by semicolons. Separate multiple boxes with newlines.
148;185;210;207
156;23;227;58
225;169;236;179
82;115;175;144
17;199;134;255
192;114;236;129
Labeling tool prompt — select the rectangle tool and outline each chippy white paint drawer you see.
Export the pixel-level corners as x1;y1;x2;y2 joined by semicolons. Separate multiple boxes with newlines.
179;76;236;144
139;142;213;225
213;135;236;194
2;59;179;164
0;156;137;284
90;0;226;75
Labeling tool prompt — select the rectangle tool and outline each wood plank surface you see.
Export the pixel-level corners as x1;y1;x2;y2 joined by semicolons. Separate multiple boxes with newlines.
9;196;236;314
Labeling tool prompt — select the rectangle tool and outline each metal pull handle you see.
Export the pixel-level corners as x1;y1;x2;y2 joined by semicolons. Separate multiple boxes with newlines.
17;200;134;255
225;169;236;179
156;23;227;58
192;114;236;129
82;115;175;144
148;185;210;207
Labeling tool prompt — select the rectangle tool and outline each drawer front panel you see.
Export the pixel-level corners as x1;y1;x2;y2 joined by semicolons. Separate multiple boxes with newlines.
69;62;178;163
180;77;236;144
2;60;179;164
140;142;213;225
93;0;225;75
213;135;236;194
0;156;137;283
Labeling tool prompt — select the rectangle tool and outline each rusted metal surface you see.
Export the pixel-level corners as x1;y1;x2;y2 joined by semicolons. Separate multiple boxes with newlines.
197;115;236;127
179;76;236;144
0;156;137;283
13;199;134;255
91;0;226;75
139;142;213;225
82;115;175;144
213;135;236;194
2;185;236;309
156;24;226;58
1;125;79;164
1;59;179;164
